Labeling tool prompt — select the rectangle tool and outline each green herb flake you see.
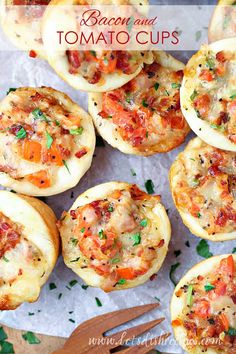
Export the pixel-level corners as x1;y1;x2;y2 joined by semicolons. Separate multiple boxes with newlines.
108;206;114;212
206;56;215;70
90;50;96;57
195;30;202;41
81;284;89;290
22;331;41;345
3;256;9;262
197;212;201;218
6;88;16;95
0;341;14;353
204;283;215;292
70;238;78;246
196;239;213;259
0;327;7;342
230;93;236;100
32;108;50;123
145;179;155;194
130;168;136;176
187;284;193;307
210;123;225;132
142;99;148;108
154;82;159;91
191;178;200;187
49;282;57;290
98;229;106;239
69;127;83;135
174;250;181;258
69;319;75;323
45;131;53;149
132;232;141;246
117;278;126;285
171;83;181;89
140;219;148;227
169;262;180;286
55;120;60;126
63;160;71;174
16;127;27;139
190;89;198;101
28;312;34;316
154;296;160;303
232;247;236;254
70;257;80;263
226;327;236;336
69;279;78;287
58;293;62;300
111;257;120;264
95;297;102;307
80;227;85;233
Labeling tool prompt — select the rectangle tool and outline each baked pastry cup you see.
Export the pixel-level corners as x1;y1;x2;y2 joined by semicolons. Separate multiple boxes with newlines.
180;38;236;151
42;0;153;92
59;182;171;292
0;87;95;196
209;0;236;43
171;254;236;354
169;137;236;241
1;0;51;58
88;51;190;156
0;190;59;310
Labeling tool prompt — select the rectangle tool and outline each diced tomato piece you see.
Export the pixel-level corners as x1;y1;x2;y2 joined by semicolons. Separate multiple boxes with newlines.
199;69;213;81
99;56;117;74
29;50;37;58
208;165;221;176
21;140;42;163
45;143;63;166
194;94;211;118
172;318;182;326
216;51;227;63
215;209;228;227
193;300;210;318
218;255;235;278
25;170;50;188
116;267;135;280
218;313;229;331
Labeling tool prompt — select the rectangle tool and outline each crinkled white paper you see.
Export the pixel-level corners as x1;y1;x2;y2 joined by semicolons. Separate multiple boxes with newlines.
0;2;235;353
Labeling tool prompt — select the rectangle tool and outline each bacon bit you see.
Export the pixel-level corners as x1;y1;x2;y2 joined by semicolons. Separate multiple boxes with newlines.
116;51;132;74
208;165;221;177
29;50;37;58
231;295;236;304
70;210;77;220
149;273;157;281
18;269;23;276
172;318;182;326
31;92;43;102
157;239;165;248
194;93;210;117
184;321;197;334
215;209;228;227
88;71;102;84
144;62;160;75
66;50;81;69
0;220;21;258
75;148;87;159
199;69;213;82
98;110;110;119
216;51;227;63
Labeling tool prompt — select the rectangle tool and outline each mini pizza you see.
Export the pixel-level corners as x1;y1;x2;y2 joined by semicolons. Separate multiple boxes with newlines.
181;38;236;152
42;0;153;92
171;254;236;354
0;190;59;310
1;0;51;58
169;137;236;241
59;182;171;292
209;1;236;43
88;51;189;156
0;87;95;196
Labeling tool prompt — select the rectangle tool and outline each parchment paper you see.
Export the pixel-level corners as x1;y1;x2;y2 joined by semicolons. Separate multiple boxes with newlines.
0;1;235;353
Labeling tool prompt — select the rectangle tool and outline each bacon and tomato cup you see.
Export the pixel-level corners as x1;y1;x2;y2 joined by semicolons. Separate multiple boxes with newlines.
0;190;59;310
171;254;236;354
209;1;236;43
1;0;51;58
88;51;189;156
169;137;236;242
181;38;236;152
0;87;95;196
59;182;171;292
42;0;153;92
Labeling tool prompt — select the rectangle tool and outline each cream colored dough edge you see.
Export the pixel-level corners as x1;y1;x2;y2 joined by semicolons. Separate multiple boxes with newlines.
0;87;96;196
60;181;171;291
169;137;236;242
181;38;236;152
170;254;236;354
88;51;186;156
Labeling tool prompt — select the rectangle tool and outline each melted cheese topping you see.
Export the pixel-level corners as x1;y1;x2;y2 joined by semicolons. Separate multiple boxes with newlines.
173;256;236;354
60;182;171;291
170;138;236;237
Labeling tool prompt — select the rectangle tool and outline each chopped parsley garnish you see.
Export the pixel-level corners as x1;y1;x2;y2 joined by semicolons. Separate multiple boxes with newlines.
169;262;180;286
187;284;193;307
196;239;213;259
204;283;215;292
154;82;159;91
111;257;120;264
191;178;200;187
69;127;84;135
98;229;106;239
69;279;78;287
70;238;78;246
32;108;50;123
190;89;198;101
28;312;34;316
3;256;9;262
58;293;62;299
145;179;155;194
81;284;89;290
171;83;181;89
55;120;60;126
205;55;215;70
0;341;14;353
197;212;201;218
63;160;71;174
132;232;141;246
22;331;41;344
90;50;96;57
142;99;148;107
45;131;53;149
226;327;236;336
0;327;7;342
108;206;114;212
117;278;126;285
80;227;85;233
232;247;236;254
69;319;75;323
140;219;148;227
174;250;181;258
210;123;225;132
70;257;80;263
16;127;27;139
6;88;16;95
230;93;236;100
130;168;136;176
95;297;102;307
49;282;57;290
165;89;170;96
